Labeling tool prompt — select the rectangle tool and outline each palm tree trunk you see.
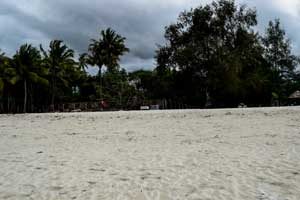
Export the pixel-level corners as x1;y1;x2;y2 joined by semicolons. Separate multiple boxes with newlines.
7;95;10;113
23;79;27;113
51;75;55;105
30;84;34;112
51;92;55;106
205;87;211;108
51;72;55;111
98;66;102;100
119;82;123;109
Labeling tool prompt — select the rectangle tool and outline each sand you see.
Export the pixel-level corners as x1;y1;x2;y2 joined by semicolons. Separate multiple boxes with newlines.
0;107;299;200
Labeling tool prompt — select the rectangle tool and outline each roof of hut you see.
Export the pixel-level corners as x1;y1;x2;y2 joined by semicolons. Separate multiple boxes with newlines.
289;90;300;99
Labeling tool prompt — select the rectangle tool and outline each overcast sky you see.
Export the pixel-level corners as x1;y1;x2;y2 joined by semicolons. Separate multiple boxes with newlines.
0;0;299;72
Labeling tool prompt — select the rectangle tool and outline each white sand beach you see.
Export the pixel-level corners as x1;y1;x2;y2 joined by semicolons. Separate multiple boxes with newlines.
0;107;299;200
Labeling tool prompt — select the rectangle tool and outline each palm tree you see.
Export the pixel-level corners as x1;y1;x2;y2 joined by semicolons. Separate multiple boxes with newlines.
40;40;75;107
87;28;129;100
0;51;17;92
78;53;89;72
13;44;48;113
0;51;19;112
0;49;6;93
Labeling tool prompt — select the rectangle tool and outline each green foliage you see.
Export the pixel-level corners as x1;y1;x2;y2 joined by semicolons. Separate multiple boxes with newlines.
155;0;299;107
40;40;76;104
102;68;135;108
262;19;299;102
85;28;129;99
0;1;299;112
87;28;129;70
13;44;49;112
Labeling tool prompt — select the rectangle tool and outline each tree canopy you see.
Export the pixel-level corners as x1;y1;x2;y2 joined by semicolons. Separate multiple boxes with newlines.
155;0;299;107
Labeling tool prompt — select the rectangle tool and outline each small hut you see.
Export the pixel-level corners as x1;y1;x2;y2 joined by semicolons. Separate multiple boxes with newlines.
288;90;300;105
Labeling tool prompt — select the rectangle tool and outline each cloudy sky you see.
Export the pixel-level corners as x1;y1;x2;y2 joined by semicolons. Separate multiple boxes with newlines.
0;0;299;72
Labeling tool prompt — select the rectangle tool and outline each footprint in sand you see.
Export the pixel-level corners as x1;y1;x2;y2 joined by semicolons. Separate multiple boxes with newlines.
48;186;63;191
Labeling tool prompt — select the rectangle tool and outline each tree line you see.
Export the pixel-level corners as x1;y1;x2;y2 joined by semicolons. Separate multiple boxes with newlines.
0;0;299;113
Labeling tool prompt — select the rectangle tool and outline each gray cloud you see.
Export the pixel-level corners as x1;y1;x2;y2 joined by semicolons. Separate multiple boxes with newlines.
0;0;299;72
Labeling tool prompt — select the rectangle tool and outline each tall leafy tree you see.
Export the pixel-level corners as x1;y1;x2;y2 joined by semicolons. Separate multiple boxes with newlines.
263;19;297;75
86;28;129;100
156;0;269;107
40;40;75;106
262;19;299;101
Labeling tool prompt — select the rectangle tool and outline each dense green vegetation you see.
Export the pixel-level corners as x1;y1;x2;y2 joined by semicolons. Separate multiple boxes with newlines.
0;0;299;113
